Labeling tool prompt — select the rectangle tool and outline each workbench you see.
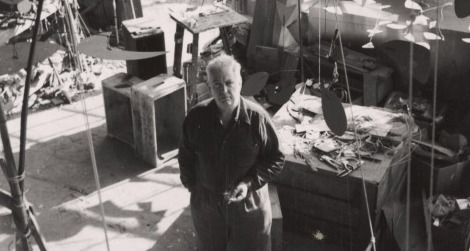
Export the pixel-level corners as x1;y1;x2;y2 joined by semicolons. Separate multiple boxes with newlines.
271;89;410;249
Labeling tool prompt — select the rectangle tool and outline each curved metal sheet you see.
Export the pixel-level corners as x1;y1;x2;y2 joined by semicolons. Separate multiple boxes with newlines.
241;72;269;96
0;41;61;75
77;34;167;60
455;0;470;18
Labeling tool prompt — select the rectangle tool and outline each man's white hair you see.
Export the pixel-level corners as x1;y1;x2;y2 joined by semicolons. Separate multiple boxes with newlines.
206;54;241;79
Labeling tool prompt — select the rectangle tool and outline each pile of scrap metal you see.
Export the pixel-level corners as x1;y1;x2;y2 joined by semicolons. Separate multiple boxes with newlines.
278;90;412;177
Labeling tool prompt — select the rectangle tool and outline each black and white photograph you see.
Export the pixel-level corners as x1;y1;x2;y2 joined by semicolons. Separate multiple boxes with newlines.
0;0;469;250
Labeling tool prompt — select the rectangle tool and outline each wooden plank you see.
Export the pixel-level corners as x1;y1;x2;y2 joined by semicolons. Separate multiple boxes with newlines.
277;184;361;227
131;75;187;168
274;160;362;202
282;208;370;249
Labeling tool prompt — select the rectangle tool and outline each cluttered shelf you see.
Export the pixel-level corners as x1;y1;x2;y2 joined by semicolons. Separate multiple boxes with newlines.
271;87;413;248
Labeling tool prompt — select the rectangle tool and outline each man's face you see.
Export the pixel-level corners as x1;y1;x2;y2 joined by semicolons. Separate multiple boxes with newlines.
207;66;242;112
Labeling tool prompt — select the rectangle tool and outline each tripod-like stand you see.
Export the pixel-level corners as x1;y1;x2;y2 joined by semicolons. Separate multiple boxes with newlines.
0;0;48;250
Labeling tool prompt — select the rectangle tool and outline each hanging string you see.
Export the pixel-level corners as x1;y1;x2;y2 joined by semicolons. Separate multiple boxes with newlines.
79;94;111;251
318;0;321;83
405;37;415;251
332;0;376;250
63;0;112;249
427;1;440;250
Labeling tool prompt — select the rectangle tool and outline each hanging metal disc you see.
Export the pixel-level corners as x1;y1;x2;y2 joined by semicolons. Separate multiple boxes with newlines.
0;41;61;75
77;34;167;60
321;87;347;136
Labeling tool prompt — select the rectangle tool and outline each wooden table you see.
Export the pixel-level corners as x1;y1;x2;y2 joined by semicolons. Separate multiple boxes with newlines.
272;91;409;249
169;4;248;104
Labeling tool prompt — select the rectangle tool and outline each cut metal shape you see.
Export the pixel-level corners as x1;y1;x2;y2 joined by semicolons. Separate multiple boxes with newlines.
455;0;470;18
241;72;269;96
321;87;347;136
77;33;167;60
0;41;61;75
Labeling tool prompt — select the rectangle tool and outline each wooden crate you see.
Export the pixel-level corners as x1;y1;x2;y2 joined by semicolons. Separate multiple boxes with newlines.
131;75;187;167
102;73;143;147
122;17;167;80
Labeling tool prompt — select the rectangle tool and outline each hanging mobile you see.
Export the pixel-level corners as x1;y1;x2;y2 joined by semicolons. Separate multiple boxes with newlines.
321;28;347;136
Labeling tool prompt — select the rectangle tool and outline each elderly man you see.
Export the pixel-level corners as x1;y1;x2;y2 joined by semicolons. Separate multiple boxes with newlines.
178;54;285;251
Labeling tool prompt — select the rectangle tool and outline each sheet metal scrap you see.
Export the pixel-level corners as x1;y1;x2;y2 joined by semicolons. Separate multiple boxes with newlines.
320;155;363;177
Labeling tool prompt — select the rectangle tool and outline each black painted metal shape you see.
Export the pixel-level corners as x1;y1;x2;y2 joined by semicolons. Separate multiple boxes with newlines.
455;0;470;18
321;87;347;136
241;72;269;96
77;33;167;60
0;41;61;75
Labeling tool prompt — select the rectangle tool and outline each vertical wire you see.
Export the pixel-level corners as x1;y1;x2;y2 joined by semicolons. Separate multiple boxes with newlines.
298;0;304;83
318;0;321;83
333;0;375;249
405;41;414;251
428;1;440;250
79;95;111;251
67;0;110;249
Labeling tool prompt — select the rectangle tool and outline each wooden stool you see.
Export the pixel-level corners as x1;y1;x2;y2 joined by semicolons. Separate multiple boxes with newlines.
102;73;143;147
131;75;187;167
169;3;248;105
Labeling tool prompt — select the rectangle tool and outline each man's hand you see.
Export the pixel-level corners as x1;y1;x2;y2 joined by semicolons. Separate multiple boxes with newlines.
226;179;251;204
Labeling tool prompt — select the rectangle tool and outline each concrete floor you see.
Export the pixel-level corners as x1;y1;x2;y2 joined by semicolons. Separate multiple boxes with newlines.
0;1;348;250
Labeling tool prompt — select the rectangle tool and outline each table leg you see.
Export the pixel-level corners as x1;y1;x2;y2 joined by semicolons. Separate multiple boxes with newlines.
219;27;232;55
173;23;184;78
188;33;199;106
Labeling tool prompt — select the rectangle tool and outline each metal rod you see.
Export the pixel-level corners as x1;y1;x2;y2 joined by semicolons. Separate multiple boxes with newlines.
18;0;46;192
297;0;304;83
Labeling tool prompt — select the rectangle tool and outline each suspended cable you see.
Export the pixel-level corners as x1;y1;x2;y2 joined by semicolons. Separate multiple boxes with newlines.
62;0;112;249
332;0;376;250
427;1;441;250
405;36;415;251
298;0;304;83
318;0;321;83
79;94;111;251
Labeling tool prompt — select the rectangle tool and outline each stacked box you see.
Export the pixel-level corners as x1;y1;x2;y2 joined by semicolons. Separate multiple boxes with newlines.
123;17;167;80
102;73;143;147
131;75;187;167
